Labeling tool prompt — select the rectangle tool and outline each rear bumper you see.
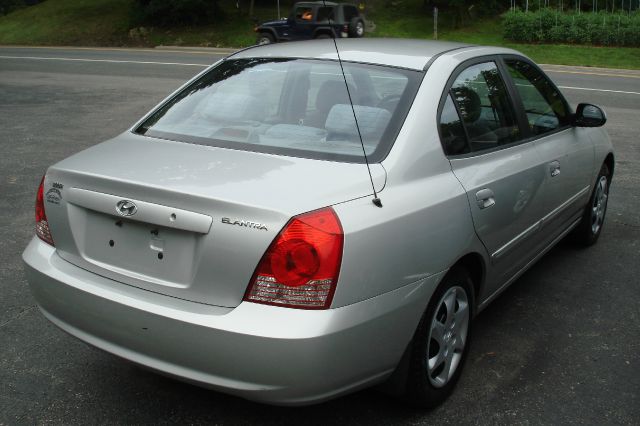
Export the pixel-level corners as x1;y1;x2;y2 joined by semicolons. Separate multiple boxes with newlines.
22;237;442;405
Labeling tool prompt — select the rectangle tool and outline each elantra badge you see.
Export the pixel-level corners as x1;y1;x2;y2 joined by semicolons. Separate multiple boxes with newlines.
221;217;267;231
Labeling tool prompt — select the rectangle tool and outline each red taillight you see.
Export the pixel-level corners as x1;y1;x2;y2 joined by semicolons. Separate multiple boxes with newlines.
244;207;343;310
35;176;54;246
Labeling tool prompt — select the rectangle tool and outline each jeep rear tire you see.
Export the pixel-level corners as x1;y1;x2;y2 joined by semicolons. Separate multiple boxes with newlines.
349;18;365;37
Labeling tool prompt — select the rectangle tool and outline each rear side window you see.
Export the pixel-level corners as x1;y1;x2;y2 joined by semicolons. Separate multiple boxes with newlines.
136;58;421;163
505;59;571;136
439;95;469;155
316;6;333;22
449;61;521;152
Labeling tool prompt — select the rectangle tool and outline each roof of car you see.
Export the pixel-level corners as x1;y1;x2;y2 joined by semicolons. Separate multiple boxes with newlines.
231;38;478;71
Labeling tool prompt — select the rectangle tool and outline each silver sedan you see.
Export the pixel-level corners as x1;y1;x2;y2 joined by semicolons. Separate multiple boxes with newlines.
23;39;613;407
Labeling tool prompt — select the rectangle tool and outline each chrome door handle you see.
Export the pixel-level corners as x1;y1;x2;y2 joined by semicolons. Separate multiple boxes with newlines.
476;188;495;209
550;161;561;177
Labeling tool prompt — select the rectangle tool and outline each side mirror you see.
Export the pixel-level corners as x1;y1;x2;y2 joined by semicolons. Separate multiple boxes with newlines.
574;103;607;127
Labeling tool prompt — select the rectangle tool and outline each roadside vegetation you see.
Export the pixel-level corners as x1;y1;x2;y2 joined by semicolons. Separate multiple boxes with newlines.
1;0;639;69
504;9;640;45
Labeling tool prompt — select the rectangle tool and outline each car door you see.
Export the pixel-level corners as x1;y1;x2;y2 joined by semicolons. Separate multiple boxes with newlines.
502;57;595;241
439;59;549;289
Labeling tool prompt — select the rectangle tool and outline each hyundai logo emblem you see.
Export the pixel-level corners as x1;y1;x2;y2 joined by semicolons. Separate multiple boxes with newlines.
116;200;138;217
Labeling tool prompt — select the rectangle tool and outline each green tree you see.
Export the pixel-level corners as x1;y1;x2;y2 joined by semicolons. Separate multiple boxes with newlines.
136;0;220;26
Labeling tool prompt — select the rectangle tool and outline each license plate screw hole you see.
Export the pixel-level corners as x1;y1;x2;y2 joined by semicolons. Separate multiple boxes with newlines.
109;240;115;247
157;252;164;260
170;213;177;222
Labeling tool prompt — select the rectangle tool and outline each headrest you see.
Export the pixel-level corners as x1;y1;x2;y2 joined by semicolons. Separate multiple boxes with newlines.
316;80;352;112
325;104;392;139
450;86;482;123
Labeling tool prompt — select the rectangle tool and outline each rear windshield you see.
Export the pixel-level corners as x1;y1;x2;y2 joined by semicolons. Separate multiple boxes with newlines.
136;58;422;163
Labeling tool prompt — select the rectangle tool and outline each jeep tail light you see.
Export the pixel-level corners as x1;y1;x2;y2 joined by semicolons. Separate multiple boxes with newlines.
35;176;54;246
244;207;343;309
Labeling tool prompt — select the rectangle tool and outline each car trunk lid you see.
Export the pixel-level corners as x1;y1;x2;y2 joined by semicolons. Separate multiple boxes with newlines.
43;133;385;307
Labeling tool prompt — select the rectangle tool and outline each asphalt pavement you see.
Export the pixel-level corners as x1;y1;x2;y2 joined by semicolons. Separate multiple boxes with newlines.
1;46;639;425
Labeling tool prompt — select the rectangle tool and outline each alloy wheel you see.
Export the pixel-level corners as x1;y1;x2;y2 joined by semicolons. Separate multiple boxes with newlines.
427;286;470;388
591;175;608;235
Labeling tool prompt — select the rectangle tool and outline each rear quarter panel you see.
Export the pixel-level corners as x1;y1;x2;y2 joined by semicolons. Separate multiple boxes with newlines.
331;53;489;308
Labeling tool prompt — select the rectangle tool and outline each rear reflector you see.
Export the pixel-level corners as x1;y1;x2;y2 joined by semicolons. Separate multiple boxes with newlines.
244;207;343;309
35;176;54;246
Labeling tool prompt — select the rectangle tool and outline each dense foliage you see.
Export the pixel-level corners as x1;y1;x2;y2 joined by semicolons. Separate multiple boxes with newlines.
504;9;640;46
135;0;219;26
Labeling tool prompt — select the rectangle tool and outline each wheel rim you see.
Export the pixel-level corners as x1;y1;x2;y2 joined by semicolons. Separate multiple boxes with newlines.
427;286;469;388
356;22;364;36
590;175;608;235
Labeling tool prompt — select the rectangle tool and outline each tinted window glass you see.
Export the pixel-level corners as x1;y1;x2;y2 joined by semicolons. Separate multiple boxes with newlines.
316;6;333;22
343;5;359;21
137;59;421;163
450;62;521;152
505;59;571;136
439;94;469;155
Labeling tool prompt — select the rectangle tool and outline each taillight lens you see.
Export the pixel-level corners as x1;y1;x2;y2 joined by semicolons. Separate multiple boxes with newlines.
244;207;344;309
35;176;54;246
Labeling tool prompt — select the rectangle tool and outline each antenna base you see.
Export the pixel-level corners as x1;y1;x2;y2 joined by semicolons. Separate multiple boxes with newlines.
372;198;383;208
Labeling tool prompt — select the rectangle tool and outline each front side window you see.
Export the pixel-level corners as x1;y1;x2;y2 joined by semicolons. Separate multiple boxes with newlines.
449;61;521;152
505;59;571;136
136;58;421;163
295;7;314;21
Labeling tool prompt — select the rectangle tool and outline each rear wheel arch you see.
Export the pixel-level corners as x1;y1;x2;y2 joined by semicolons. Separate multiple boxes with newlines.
313;28;335;38
451;252;485;314
604;153;615;180
402;265;475;407
379;252;485;399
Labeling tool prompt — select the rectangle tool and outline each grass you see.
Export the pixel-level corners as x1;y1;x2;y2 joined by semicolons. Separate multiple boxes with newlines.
1;0;639;69
0;0;134;46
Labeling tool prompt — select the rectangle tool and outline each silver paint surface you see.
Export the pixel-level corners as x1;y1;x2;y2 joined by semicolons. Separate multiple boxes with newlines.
22;39;614;405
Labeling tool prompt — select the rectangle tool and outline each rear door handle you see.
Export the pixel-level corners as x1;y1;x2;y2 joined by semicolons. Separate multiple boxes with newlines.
476;188;496;209
550;161;561;177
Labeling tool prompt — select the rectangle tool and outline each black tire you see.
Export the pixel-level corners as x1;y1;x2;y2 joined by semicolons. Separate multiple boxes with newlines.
256;32;274;45
314;33;331;39
403;267;474;408
570;163;611;246
348;18;365;38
